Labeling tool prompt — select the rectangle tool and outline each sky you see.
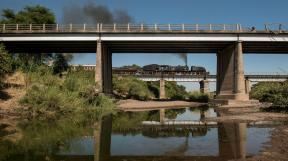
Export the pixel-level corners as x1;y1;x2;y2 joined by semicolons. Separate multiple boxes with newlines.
1;0;288;91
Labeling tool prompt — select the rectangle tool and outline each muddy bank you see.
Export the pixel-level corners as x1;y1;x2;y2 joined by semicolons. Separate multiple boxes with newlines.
206;106;288;122
117;99;206;111
0;87;25;112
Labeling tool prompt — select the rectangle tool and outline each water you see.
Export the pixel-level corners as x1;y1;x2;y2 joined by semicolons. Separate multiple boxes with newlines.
0;107;279;161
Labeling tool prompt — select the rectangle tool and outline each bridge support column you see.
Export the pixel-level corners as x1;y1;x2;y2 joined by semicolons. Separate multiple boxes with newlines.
94;115;112;161
245;79;251;94
215;41;249;103
159;109;165;124
218;123;247;159
199;79;209;94
95;41;113;94
159;79;166;99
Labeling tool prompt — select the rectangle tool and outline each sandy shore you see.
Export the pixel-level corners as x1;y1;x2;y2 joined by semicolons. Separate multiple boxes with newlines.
117;99;206;111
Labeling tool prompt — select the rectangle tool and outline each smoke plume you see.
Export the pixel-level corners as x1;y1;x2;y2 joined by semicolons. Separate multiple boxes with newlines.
178;53;188;66
62;2;133;24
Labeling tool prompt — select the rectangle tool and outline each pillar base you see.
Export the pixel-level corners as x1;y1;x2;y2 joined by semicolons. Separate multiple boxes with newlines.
210;99;260;107
216;93;249;101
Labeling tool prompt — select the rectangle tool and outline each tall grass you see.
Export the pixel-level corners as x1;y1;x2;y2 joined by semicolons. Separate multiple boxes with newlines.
19;66;115;120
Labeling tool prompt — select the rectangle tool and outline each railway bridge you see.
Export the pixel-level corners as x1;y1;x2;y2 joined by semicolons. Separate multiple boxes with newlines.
1;23;288;105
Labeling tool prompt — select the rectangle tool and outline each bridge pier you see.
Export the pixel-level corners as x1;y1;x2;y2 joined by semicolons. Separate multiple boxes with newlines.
94;115;112;161
215;41;250;105
199;79;209;94
218;123;247;159
159;79;166;99
245;79;251;94
95;41;113;94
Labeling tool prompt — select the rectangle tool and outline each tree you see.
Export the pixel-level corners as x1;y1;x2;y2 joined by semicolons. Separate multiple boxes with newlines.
52;54;69;75
0;5;56;67
0;5;55;24
0;44;12;83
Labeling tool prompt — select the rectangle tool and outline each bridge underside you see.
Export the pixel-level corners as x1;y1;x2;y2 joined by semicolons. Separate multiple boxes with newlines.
3;41;288;53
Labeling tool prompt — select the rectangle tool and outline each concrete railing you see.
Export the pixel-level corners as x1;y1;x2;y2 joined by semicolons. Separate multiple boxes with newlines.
0;23;253;33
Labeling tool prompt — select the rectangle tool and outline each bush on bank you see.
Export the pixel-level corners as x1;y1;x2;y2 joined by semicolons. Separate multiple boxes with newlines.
113;76;154;100
189;91;210;103
19;66;116;120
250;81;288;111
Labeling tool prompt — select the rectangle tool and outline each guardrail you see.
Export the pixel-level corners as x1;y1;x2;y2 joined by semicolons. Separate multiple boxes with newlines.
0;24;252;33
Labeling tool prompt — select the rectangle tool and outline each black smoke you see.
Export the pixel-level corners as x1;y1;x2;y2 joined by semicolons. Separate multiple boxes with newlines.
62;2;133;24
178;53;188;66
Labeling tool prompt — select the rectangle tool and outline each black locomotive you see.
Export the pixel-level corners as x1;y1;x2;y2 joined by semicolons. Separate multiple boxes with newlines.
113;64;208;75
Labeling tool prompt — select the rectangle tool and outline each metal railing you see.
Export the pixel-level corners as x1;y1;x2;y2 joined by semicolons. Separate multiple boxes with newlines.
0;23;253;33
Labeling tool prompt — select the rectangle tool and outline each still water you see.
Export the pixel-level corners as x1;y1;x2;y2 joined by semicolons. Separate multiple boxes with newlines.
0;107;278;161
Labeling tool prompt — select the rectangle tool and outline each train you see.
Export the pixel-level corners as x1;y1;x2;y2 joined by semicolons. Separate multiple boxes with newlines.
113;64;208;75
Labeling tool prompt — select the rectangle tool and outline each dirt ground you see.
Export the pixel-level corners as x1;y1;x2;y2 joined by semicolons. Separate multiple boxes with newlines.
0;72;26;114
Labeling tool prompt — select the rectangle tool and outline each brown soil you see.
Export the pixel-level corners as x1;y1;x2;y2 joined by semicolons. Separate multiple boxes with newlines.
242;126;288;161
206;106;288;122
0;87;25;111
117;99;206;111
0;71;26;114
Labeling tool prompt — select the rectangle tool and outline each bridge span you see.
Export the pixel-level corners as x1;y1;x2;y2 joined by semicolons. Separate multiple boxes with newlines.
1;23;288;105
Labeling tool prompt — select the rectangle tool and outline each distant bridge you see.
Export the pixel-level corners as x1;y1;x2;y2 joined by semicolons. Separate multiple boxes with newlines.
130;74;288;82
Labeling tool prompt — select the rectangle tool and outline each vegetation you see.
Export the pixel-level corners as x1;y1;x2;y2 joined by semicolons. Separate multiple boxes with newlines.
250;81;288;112
0;44;13;87
0;5;57;66
188;91;210;103
19;66;116;120
52;54;69;75
113;76;154;100
146;81;188;100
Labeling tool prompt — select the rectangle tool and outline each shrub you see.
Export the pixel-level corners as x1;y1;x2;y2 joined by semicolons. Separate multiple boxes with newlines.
251;81;288;109
189;91;209;103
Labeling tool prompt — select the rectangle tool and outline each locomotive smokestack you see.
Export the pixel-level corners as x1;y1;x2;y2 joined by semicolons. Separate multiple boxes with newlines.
178;53;188;66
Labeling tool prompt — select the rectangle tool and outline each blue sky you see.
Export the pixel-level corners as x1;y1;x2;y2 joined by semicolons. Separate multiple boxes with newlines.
1;0;288;91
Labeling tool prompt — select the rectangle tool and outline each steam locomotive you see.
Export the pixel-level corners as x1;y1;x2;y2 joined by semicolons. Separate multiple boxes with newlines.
113;64;208;75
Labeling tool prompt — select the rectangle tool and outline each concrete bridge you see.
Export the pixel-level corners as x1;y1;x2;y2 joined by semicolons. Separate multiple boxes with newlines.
1;23;288;105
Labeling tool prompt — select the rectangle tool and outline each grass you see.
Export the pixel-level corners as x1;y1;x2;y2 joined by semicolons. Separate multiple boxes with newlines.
18;66;116;120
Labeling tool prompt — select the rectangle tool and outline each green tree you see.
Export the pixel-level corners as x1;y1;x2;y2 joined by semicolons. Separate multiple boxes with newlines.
0;5;55;24
0;5;56;67
0;44;12;84
52;54;69;75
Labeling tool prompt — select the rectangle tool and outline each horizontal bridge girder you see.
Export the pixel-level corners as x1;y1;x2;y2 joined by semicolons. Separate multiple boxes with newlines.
1;33;288;53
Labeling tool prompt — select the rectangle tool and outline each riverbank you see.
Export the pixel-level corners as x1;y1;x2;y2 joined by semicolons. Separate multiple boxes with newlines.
117;99;206;111
205;106;288;161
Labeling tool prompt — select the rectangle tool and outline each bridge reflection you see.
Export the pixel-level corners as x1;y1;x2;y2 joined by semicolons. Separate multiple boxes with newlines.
60;114;250;161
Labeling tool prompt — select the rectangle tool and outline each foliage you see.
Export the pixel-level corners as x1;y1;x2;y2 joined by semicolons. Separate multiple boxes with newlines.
250;81;288;110
0;5;57;66
52;54;69;75
189;91;209;103
122;64;142;69
146;81;188;100
0;5;55;24
113;76;154;100
0;44;12;85
165;82;188;100
19;66;115;120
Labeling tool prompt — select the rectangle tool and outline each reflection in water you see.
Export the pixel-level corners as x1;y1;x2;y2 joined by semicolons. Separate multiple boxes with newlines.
90;110;269;161
0;107;275;161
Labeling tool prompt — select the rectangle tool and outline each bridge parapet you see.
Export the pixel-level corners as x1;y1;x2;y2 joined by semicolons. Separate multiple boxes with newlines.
0;23;276;33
